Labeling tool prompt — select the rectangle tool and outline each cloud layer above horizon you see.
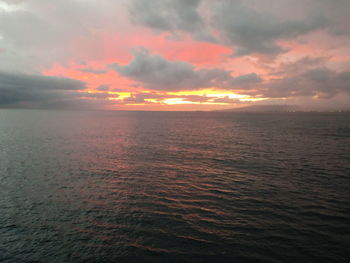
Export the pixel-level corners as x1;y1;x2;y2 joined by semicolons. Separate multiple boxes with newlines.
0;0;349;110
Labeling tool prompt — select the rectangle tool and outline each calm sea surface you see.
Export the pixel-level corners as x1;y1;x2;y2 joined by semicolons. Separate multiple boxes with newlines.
0;110;349;263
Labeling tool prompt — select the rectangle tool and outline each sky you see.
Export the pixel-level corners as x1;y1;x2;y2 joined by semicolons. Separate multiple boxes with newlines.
0;0;350;111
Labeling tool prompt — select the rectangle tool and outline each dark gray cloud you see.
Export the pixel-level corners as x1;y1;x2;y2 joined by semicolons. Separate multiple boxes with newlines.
0;71;86;107
270;56;328;77
111;87;128;92
111;49;259;91
79;68;108;75
258;67;350;98
230;73;261;86
123;94;155;104
111;49;228;91
128;0;349;56
212;0;326;56
309;0;350;36
129;0;203;32
0;71;85;91
79;92;115;99
211;96;242;104
129;0;216;42
96;84;110;91
250;56;350;99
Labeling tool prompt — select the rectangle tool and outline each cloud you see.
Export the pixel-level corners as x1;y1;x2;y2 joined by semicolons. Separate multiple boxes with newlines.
212;0;326;56
128;0;330;56
111;49;227;91
111;49;259;91
96;84;110;91
309;0;350;36
247;56;350;99
211;96;242;104
0;0;126;72
230;73;261;86
270;56;328;77
0;71;86;107
129;0;217;42
0;0;349;110
79;68;108;75
79;92;115;99
129;0;204;33
259;67;350;98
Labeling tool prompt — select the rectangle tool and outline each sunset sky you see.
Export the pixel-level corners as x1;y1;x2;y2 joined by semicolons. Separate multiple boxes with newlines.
0;0;349;110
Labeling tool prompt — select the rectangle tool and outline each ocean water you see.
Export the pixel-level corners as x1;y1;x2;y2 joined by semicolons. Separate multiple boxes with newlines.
0;109;349;263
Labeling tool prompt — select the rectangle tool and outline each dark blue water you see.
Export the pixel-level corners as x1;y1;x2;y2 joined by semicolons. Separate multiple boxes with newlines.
0;110;349;262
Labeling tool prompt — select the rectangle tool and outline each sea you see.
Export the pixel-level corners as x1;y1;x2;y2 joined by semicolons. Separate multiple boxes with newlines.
0;109;349;263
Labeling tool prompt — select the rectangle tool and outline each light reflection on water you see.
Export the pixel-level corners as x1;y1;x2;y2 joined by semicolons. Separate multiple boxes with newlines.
0;110;349;262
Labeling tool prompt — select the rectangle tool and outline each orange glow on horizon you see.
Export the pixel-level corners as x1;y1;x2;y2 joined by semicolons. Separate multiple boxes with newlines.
43;62;266;109
42;33;269;110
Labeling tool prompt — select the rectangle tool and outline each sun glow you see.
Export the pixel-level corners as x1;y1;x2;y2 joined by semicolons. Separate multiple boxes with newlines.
77;88;266;106
43;61;266;109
